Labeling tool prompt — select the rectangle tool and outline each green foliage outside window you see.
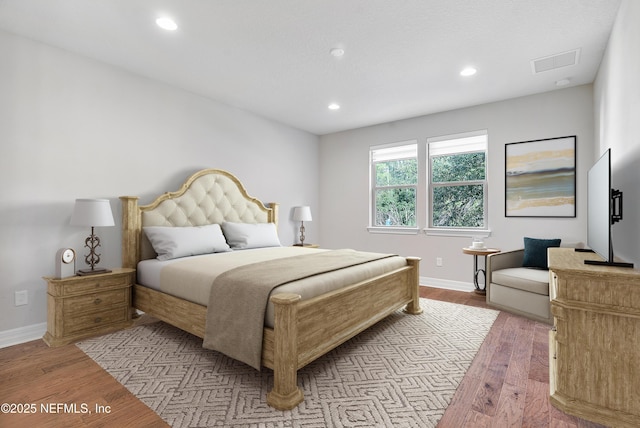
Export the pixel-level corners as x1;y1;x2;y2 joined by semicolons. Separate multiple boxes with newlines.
374;158;417;227
432;152;485;182
376;159;417;186
432;185;484;227
375;188;416;226
431;152;486;228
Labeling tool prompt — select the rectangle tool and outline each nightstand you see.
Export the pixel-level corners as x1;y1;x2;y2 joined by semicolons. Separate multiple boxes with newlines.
43;268;135;347
292;243;319;248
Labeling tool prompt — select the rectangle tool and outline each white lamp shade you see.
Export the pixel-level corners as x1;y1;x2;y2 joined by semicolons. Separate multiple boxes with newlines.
292;206;312;222
70;199;115;227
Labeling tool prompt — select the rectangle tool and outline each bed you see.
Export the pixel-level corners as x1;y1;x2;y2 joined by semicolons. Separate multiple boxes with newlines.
120;168;422;410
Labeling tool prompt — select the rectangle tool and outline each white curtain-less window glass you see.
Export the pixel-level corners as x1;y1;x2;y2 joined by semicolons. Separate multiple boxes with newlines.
370;142;418;227
428;132;488;229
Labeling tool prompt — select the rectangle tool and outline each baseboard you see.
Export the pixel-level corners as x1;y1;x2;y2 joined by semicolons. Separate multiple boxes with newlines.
421;276;474;292
0;322;47;349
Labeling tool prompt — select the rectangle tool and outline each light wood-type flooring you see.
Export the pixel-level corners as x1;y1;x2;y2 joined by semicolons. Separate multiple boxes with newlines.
0;286;605;427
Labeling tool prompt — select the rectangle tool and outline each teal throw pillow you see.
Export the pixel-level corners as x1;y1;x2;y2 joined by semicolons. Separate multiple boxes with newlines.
523;237;561;269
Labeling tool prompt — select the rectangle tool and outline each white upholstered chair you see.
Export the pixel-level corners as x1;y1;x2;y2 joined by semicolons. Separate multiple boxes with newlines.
486;239;583;324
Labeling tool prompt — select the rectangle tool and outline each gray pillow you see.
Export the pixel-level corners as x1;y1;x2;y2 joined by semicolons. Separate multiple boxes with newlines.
221;222;281;249
144;224;231;260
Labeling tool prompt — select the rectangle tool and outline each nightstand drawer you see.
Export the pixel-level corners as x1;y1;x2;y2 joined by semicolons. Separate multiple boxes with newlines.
64;306;129;334
62;274;131;295
63;289;128;314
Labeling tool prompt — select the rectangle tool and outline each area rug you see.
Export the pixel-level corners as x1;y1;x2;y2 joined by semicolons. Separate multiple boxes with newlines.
77;298;498;427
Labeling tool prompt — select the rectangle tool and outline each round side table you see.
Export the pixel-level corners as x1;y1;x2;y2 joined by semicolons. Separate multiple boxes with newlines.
462;247;500;294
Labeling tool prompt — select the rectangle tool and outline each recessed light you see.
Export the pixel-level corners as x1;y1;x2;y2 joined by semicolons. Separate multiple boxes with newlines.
156;17;178;31
460;67;477;77
328;103;341;110
330;48;345;57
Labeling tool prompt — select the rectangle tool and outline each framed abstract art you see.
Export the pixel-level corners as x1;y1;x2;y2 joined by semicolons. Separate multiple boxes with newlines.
505;136;576;217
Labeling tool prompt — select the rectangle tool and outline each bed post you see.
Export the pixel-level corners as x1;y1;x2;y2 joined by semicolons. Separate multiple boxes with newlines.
404;257;423;315
267;293;304;410
267;202;279;228
119;196;141;269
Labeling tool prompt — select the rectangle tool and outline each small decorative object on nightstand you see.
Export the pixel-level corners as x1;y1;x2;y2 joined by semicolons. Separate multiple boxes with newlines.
55;248;76;279
462;246;500;294
42;268;134;346
70;198;115;276
292;206;312;246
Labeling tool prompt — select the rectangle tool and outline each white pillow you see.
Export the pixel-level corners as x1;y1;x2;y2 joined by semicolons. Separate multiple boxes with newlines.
221;222;281;249
144;224;231;261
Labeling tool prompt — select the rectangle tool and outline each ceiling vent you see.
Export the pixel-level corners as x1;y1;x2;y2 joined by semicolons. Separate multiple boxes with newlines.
531;49;581;74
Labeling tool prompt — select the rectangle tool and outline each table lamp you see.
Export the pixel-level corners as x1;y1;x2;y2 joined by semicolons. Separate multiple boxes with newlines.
70;198;114;275
292;206;312;246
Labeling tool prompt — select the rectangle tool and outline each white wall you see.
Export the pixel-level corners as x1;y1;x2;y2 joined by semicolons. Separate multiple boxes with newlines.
5;0;637;340
319;86;594;288
594;0;640;267
0;30;319;334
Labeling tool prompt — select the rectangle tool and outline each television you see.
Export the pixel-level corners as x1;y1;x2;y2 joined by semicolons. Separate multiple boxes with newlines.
585;149;633;268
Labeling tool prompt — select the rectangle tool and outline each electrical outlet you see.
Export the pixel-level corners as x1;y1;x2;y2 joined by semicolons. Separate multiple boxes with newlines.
15;290;28;306
436;257;443;267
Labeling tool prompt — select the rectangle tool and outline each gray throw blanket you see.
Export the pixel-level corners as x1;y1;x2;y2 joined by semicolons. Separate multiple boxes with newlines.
203;249;394;370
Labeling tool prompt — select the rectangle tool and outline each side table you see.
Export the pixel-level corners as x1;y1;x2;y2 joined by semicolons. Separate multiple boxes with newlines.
462;247;500;294
43;268;135;346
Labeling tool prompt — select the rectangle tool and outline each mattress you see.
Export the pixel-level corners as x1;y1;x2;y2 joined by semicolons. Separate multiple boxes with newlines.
137;246;407;327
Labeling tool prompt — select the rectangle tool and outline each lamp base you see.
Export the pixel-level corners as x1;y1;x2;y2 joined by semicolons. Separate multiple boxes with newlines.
76;267;112;276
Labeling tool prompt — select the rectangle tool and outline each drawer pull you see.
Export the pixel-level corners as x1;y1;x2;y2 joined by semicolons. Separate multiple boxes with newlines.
551;326;557;332
94;317;102;324
94;298;102;305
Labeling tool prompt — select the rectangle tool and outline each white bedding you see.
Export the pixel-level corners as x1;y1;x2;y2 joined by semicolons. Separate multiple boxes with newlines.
137;246;407;327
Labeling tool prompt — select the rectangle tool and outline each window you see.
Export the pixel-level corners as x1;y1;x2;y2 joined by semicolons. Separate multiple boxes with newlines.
428;132;487;229
370;142;418;228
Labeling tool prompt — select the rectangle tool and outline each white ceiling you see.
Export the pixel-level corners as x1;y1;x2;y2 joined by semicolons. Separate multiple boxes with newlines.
0;0;622;135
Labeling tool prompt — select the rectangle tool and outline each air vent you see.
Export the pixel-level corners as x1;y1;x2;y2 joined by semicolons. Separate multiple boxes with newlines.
531;49;581;74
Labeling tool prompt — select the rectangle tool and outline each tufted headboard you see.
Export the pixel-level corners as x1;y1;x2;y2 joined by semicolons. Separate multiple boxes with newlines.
120;169;278;268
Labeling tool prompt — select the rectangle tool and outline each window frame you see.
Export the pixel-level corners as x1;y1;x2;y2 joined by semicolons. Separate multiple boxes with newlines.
368;140;419;234
425;131;490;236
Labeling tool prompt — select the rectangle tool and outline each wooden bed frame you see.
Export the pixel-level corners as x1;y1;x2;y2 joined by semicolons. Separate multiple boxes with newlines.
120;169;422;410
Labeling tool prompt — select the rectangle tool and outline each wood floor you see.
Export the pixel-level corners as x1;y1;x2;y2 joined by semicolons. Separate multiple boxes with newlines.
0;287;605;427
422;287;604;428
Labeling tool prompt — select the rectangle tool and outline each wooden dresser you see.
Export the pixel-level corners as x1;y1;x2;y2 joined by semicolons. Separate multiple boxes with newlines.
43;268;135;347
548;248;640;427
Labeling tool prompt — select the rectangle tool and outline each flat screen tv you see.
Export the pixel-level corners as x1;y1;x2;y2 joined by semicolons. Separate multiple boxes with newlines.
585;149;633;268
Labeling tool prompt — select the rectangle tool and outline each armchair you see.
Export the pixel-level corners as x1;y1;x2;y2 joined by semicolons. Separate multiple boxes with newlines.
486;241;582;324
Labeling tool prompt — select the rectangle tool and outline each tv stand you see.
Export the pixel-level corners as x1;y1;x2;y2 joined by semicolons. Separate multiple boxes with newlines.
548;248;640;427
574;248;634;267
584;259;634;268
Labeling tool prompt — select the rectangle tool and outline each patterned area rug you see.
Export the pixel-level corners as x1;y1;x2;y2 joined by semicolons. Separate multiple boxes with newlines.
77;298;498;427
